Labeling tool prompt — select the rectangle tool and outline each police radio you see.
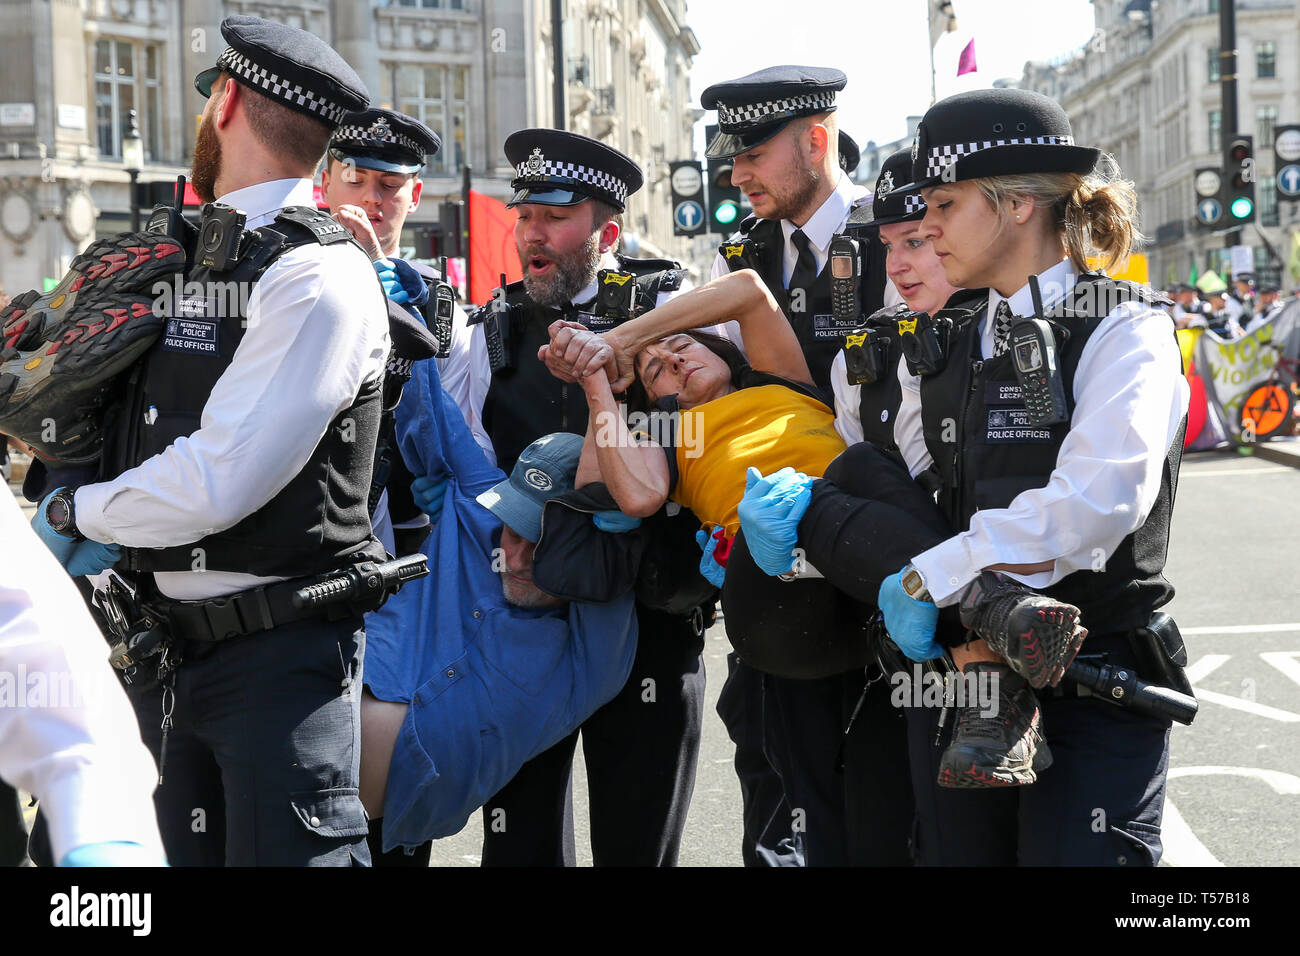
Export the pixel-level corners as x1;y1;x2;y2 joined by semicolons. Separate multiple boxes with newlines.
428;256;455;359
842;327;890;386
596;269;636;321
898;311;952;377
483;272;513;372
828;235;861;328
146;175;196;244
720;237;762;273
197;202;247;271
1009;275;1068;426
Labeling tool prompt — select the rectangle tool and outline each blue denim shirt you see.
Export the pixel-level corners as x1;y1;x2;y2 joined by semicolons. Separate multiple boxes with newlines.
363;357;637;849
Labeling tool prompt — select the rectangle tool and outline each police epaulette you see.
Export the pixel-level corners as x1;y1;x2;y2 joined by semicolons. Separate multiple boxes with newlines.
738;214;759;233
274;206;352;245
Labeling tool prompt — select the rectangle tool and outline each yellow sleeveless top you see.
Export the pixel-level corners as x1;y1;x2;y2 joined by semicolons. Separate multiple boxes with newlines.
671;384;845;536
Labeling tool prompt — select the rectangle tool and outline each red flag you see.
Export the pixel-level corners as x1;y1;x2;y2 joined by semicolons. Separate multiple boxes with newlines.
957;38;977;76
468;189;523;305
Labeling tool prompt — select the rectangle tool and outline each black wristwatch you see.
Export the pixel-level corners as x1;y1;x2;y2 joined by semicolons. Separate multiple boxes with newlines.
45;488;85;541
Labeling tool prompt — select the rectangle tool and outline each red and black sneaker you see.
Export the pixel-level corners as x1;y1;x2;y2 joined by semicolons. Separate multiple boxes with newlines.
1;232;183;353
958;571;1087;689
937;661;1052;789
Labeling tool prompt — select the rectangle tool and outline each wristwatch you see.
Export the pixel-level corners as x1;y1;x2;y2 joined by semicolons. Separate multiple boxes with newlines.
45;488;85;541
899;563;931;603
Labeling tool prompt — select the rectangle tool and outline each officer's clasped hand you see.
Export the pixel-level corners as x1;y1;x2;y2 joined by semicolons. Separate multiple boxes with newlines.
66;540;122;578
411;474;450;524
593;510;641;533
695;528;727;588
878;571;944;661
32;488;78;568
736;467;813;576
374;258;427;307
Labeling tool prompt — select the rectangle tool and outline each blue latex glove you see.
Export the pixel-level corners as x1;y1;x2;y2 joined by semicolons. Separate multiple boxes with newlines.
593;510;641;533
374;257;430;309
60;841;166;867
695;529;726;588
31;488;78;568
66;539;122;577
878;571;944;661
735;466;814;576
374;258;411;305
411;474;449;524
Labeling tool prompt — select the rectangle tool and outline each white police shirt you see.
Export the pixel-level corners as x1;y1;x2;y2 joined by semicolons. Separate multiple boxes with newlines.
445;251;697;464
0;487;164;862
74;178;390;600
711;170;903;361
893;257;1190;606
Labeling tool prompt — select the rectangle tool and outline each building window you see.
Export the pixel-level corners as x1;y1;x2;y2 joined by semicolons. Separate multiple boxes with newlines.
1258;105;1278;150
1257;41;1276;79
1207;46;1219;83
381;63;470;175
1260;176;1279;226
1208;109;1221;153
1208;0;1218;12
93;38;163;161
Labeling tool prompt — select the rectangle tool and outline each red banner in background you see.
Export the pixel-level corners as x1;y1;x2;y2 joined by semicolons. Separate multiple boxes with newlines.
468;189;523;306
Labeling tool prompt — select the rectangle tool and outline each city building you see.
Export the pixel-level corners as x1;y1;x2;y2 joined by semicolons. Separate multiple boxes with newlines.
1021;0;1300;289
0;0;701;299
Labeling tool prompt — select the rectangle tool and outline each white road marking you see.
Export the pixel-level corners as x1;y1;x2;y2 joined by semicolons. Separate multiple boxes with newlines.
1189;687;1300;722
1260;651;1300;690
1184;654;1231;684
1168;765;1300;794
1159;799;1223;867
1179;466;1291;477
1182;623;1300;635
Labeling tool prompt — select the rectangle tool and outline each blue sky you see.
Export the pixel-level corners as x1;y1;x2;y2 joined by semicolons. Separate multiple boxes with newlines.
686;0;1098;153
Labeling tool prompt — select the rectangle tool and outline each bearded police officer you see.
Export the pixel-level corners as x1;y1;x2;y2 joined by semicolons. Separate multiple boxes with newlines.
29;16;390;866
703;65;912;867
321;108;469;558
438;129;714;866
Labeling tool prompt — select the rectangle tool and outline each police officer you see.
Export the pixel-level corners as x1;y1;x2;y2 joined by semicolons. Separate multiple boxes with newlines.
702;65;911;867
29;16;388;865
441;129;712;866
321;107;464;558
878;88;1189;864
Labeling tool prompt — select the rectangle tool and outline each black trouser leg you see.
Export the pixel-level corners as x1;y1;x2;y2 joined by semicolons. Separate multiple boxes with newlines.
0;781;28;867
480;730;579;866
367;817;432;867
841;668;916;865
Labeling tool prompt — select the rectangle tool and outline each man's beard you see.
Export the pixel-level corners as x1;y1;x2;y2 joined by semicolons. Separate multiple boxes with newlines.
190;117;222;204
766;166;822;222
519;231;602;307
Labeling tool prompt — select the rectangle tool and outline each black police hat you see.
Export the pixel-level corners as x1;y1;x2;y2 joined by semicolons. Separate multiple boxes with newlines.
702;66;846;160
838;131;860;175
504;129;643;212
330;108;441;174
194;15;369;129
846;148;926;232
903;88;1100;192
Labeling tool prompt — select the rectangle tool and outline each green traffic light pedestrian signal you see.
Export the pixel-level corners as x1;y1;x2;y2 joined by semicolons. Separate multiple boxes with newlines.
1224;136;1256;225
713;199;739;226
1230;197;1254;220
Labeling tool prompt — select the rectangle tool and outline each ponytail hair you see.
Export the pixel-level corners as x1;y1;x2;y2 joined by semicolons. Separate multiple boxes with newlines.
974;154;1144;274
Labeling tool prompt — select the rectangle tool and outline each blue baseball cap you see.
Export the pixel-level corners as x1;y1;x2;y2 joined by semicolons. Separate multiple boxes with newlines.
476;433;583;543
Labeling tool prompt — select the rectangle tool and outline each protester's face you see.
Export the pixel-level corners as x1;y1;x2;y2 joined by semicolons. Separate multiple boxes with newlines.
877;221;959;316
498;524;565;608
729;126;822;222
635;333;733;409
917;180;1010;291
321;161;421;256
514;201;602;307
191;76;227;204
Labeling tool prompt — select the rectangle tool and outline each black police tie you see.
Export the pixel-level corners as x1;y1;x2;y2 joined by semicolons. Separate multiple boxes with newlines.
789;229;818;294
992;300;1015;356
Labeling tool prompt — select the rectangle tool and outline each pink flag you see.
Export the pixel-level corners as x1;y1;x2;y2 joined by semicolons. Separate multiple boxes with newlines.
957;38;977;76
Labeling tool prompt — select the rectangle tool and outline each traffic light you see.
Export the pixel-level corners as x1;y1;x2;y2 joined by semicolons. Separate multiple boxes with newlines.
707;158;741;234
1193;167;1224;230
1224;135;1255;224
668;160;706;237
1274;125;1300;205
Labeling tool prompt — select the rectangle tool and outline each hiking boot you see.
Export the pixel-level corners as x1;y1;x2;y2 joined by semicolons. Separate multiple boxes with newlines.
937;661;1052;789
958;571;1087;689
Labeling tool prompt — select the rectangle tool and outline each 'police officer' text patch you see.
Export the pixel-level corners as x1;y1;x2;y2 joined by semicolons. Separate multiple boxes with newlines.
161;302;219;355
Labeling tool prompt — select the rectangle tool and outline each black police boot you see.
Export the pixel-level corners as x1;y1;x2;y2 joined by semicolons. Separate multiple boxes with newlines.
937;661;1051;789
958;572;1087;689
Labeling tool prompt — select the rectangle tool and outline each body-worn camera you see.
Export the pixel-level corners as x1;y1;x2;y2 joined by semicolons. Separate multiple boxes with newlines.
898;311;952;376
596;269;636;321
828;235;860;328
720;236;763;273
842;326;891;386
198;202;248;271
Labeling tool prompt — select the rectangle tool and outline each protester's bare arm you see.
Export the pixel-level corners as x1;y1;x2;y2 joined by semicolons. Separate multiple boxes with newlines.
577;365;670;517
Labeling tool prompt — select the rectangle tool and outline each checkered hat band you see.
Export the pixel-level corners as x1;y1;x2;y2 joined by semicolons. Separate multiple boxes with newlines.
717;91;837;130
217;47;347;125
333;123;424;159
925;135;1075;178
515;158;629;205
904;194;926;214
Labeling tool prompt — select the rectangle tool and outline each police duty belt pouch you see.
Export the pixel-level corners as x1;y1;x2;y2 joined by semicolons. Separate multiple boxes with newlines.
0;232;185;465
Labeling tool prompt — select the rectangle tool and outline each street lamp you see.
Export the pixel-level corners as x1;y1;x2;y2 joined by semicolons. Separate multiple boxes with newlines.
122;109;144;231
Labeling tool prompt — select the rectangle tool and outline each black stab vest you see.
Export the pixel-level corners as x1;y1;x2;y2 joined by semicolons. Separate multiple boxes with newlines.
853;304;910;451
100;206;387;576
721;211;887;390
917;275;1185;635
474;255;683;474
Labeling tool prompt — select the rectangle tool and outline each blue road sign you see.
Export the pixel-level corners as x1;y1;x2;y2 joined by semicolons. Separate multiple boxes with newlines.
1278;164;1300;198
674;200;704;232
1197;197;1222;224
